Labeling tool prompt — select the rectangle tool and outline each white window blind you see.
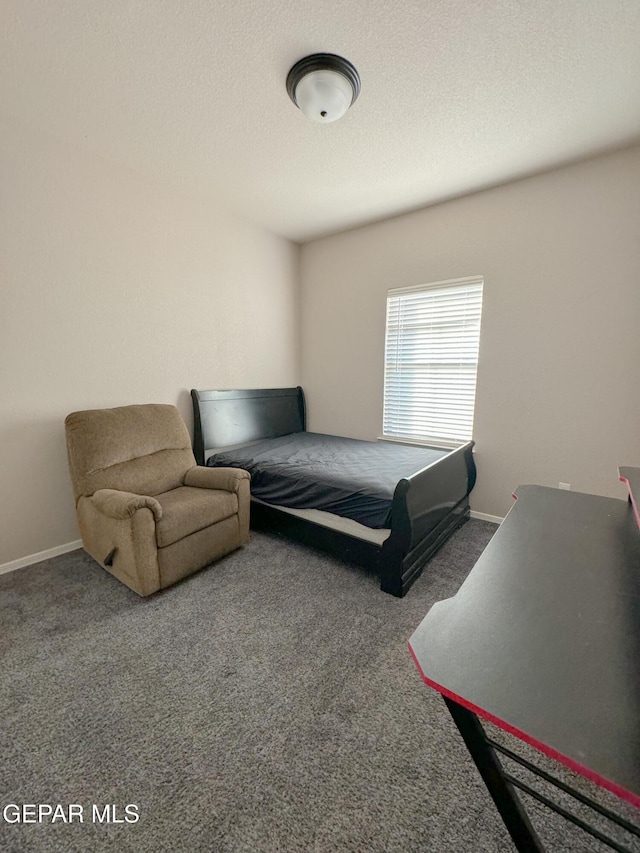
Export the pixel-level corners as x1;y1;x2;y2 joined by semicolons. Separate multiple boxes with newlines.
383;276;483;446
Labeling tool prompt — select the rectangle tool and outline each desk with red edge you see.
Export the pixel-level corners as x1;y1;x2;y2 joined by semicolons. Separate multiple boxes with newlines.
409;485;640;852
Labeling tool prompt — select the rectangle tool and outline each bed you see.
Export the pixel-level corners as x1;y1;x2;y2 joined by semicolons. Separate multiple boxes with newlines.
191;387;476;597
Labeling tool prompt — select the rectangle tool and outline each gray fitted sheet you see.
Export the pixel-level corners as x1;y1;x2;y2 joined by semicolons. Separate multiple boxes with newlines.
206;432;449;528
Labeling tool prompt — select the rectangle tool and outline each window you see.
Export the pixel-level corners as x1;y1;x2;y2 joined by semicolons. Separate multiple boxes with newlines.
382;276;483;446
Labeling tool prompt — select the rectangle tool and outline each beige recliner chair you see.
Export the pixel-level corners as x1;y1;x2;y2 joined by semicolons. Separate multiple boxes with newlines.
65;403;250;596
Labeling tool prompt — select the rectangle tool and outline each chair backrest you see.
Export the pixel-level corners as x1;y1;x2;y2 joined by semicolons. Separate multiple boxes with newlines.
65;404;195;501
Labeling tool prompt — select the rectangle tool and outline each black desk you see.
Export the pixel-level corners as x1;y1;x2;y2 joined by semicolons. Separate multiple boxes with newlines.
409;485;640;852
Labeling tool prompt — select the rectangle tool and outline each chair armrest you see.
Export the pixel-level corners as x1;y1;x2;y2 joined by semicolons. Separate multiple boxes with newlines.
184;465;251;494
91;489;162;521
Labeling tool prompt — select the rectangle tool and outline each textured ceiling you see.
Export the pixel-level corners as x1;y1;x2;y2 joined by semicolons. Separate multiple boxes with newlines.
2;1;640;242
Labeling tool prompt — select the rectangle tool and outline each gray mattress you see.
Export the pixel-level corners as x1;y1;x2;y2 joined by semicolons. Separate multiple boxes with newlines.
206;431;449;528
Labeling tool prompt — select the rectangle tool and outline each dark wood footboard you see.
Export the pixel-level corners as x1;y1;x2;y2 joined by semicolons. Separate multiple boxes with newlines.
379;441;476;596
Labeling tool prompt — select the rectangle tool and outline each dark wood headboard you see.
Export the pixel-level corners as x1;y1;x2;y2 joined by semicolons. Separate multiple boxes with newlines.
190;387;306;465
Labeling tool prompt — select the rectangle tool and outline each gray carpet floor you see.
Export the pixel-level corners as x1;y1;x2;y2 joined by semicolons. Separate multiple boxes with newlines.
1;521;639;853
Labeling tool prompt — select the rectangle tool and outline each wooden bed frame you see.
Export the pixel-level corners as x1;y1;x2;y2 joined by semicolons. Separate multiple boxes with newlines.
191;387;476;597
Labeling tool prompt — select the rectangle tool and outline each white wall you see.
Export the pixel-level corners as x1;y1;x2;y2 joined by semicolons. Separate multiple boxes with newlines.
300;145;640;518
1;118;300;566
4;125;639;564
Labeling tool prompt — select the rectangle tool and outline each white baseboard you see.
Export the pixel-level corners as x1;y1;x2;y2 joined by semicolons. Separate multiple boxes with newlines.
0;512;500;577
471;510;504;524
0;539;83;576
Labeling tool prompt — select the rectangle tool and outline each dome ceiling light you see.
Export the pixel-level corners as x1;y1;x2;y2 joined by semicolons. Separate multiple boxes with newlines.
286;53;361;124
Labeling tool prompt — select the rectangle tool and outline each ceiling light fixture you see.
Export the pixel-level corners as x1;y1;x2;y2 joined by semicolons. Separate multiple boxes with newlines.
286;53;361;124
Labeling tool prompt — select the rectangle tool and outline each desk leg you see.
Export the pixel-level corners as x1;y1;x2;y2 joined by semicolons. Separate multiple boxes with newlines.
443;697;545;853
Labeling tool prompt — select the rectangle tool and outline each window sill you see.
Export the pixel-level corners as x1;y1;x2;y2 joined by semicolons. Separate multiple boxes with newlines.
377;434;469;451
